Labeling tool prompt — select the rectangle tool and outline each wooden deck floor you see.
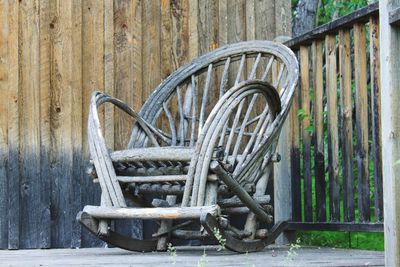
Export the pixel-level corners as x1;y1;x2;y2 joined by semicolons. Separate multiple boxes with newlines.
0;246;384;267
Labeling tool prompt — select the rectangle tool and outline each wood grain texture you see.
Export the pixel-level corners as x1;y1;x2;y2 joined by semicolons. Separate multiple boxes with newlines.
312;40;326;222
325;34;340;222
379;2;400;265
353;23;370;222
6;0;19;250
290;81;301;221
142;1;161;101
19;0;42;248
104;0;114;150
300;46;312;222
70;0;83;249
81;0;105;248
369;16;383;223
49;0;74;248
339;29;354;222
114;0;140;150
0;0;9;249
0;0;295;249
39;0;51;248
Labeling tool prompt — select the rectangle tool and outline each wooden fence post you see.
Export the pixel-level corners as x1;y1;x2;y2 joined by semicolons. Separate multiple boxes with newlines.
379;1;400;265
274;35;296;245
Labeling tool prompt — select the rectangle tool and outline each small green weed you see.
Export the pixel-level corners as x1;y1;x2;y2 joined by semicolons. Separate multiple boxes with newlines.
167;243;177;265
212;227;226;251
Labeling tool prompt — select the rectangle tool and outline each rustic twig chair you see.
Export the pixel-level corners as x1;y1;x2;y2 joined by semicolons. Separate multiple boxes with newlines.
77;40;299;253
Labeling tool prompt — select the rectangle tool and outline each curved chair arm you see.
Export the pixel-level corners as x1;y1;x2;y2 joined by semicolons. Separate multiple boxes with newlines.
89;91;160;148
88;91;164;208
182;80;282;207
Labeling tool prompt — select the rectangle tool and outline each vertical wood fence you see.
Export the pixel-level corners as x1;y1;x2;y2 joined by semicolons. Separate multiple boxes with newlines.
0;0;290;249
285;3;383;232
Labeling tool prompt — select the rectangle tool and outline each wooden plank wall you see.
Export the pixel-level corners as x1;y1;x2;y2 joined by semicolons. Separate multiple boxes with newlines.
289;12;383;228
0;0;289;249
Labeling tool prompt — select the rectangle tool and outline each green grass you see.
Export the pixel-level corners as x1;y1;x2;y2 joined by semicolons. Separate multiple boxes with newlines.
297;231;384;251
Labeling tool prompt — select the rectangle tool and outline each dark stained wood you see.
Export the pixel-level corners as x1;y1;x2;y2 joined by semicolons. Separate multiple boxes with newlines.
300;46;312;222
370;16;383;222
339;29;355;222
288;222;383;232
6;0;19;249
0;1;9;249
19;0;42;248
354;23;370;222
290;80;302;222
49;0;75;248
389;7;400;26
70;0;83;249
285;2;379;49
325;34;340;222
312;40;326;222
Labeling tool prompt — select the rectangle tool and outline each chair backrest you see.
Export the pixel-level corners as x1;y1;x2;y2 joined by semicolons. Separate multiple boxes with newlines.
129;41;298;149
128;41;299;205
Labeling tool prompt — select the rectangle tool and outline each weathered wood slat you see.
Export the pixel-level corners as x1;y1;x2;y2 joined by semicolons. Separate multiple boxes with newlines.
6;0;20;249
218;195;270;208
290;80;301;222
325;34;340;222
0;1;9;249
117;175;187;183
369;16;383;223
104;0;114;149
300;46;312;222
70;0;83;249
199;64;213;133
110;147;194;162
190;75;197;146
81;0;105;248
39;0;51;248
380;1;400;264
19;0;42;248
83;205;220;220
312;40;326;222
354;23;370;222
339;29;354;222
114;0;141;150
156;195;176;251
143;0;161;102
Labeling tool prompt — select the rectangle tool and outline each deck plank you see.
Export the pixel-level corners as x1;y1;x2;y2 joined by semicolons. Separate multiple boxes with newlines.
0;246;384;267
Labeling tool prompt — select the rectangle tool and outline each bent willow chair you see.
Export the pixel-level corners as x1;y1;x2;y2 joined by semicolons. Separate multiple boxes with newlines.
77;40;299;253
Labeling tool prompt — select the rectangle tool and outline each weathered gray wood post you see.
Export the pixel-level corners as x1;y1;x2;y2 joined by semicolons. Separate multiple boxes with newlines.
379;1;400;265
274;36;295;245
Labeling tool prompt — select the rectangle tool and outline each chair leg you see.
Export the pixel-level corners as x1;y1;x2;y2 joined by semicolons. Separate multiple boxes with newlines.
244;163;273;238
156;195;177;250
98;193;110;236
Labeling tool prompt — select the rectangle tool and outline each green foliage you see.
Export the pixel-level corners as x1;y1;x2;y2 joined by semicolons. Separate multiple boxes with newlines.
212;227;226;251
318;0;369;25
287;238;302;260
292;0;371;27
167;243;177;265
298;231;384;251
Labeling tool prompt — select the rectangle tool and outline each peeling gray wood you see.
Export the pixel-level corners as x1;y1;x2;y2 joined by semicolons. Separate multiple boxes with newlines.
379;1;400;266
0;247;384;267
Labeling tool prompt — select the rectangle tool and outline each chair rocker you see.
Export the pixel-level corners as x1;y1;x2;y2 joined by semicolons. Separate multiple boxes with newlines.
77;40;299;253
